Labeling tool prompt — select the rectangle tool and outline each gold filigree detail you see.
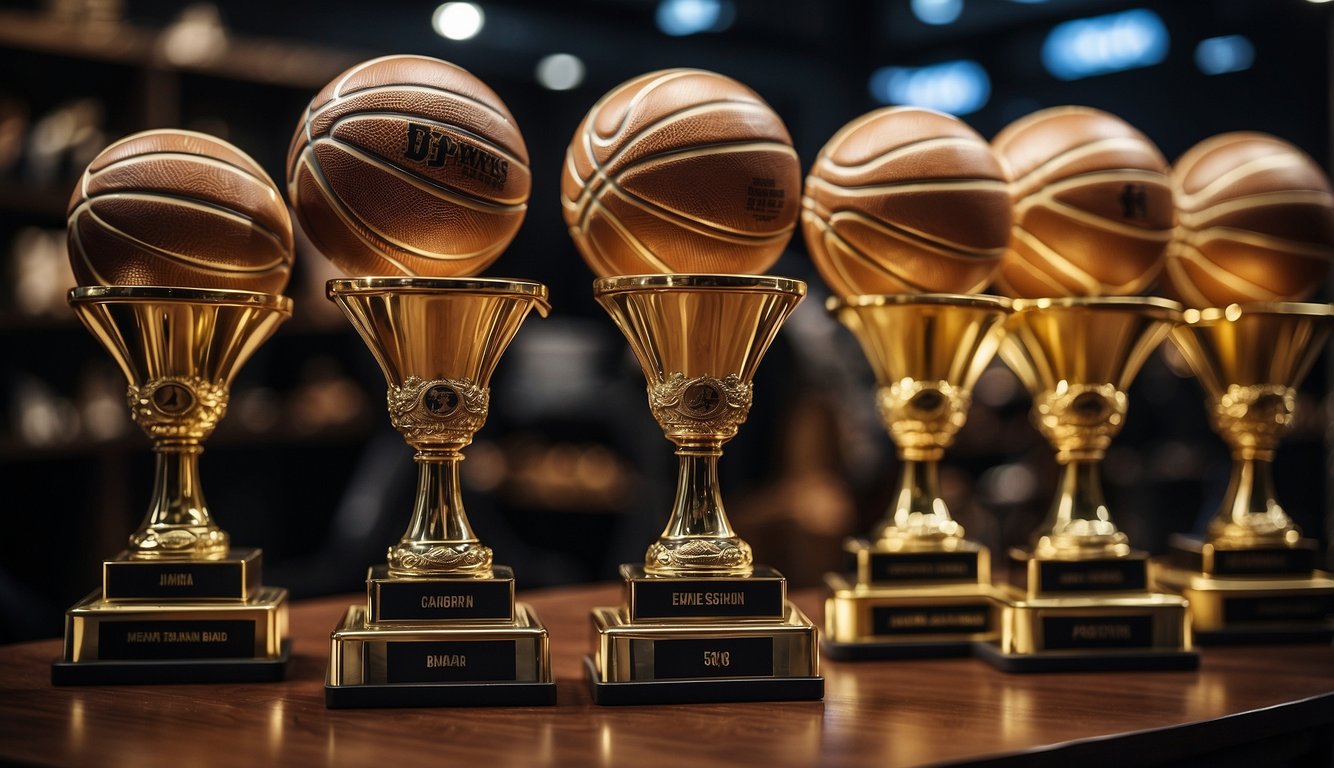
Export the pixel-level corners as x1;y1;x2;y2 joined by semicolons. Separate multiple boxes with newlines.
388;541;493;575
876;379;970;461
649;373;752;440
388;376;489;444
645;538;753;575
1213;383;1295;457
1035;383;1127;462
126;376;228;440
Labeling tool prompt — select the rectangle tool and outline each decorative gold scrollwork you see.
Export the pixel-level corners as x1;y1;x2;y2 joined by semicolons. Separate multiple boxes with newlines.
388;376;489;444
645;538;753;575
1035;382;1128;462
126;376;228;440
649;372;752;439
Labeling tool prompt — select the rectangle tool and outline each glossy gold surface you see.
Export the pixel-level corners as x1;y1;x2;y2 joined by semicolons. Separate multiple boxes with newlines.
1150;564;1334;633
831;294;1010;546
595;274;805;577
1000;297;1181;558
995;588;1191;655
823;572;1000;644
328;277;549;577
68;286;292;560
1170;302;1333;546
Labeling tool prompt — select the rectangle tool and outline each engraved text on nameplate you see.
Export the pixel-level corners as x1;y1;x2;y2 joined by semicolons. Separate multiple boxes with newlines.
647;637;775;679
1212;548;1316;577
1036;559;1146;593
105;561;246;600
1223;595;1334;625
871;604;992;636
868;552;979;584
385;640;517;683
376;579;513;621
1041;615;1153;650
631;579;783;620
98;620;255;659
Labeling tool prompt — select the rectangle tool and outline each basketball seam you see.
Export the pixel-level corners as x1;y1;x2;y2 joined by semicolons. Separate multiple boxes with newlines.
582;196;675;272
314;137;528;213
67;209;112;285
1175;150;1310;206
804;175;1008;195
1005;136;1164;188
1182;226;1334;259
825;208;1005;263
321;111;530;169
595;71;758;145
293;147;413;273
1171;241;1280;301
599;180;795;245
88;129;269;180
803;208;918;292
86;151;282;195
1010;227;1101;294
78;189;292;255
323;82;511;128
817;136;994;175
1179;189;1334;221
1001;246;1072;297
72;203;291;276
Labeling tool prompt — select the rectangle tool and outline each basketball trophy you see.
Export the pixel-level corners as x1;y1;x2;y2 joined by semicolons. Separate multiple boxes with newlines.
801;108;1014;658
288;55;554;707
563;70;821;704
53;131;294;684
1151;133;1334;642
977;108;1195;671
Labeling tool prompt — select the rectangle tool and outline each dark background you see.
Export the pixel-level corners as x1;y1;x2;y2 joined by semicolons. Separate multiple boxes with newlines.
0;0;1330;641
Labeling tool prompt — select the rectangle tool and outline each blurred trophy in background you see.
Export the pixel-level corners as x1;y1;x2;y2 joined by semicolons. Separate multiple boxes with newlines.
55;130;295;684
800;107;1015;658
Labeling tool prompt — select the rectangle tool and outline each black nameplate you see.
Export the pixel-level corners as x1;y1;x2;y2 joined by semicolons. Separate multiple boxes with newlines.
871;604;992;636
105;561;247;601
647;637;774;679
385;640;517;683
98;620;255;660
631;579;783;620
375;580;513;622
867;552;979;584
1041;615;1153;650
1212;548;1316;577
1223;595;1334;625
1034;559;1146;594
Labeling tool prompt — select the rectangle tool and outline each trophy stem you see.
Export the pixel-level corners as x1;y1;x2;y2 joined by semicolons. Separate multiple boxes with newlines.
1035;460;1128;559
874;458;962;547
387;449;492;577
1209;454;1300;545
129;441;228;560
644;445;753;577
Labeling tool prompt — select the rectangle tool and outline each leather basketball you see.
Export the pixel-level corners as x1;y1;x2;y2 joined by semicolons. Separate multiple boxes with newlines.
802;107;1010;297
287;54;529;277
1165;132;1333;308
992;106;1173;298
67;129;293;292
561;69;800;277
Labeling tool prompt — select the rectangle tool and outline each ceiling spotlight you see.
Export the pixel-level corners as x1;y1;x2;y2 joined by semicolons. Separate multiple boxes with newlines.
1042;8;1169;80
536;53;586;91
1195;35;1254;75
869;60;991;115
656;0;735;36
912;0;963;26
433;2;485;41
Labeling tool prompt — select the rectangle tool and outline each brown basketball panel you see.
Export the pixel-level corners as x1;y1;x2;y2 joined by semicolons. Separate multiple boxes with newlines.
994;107;1166;183
995;230;1088;298
289;155;415;276
818;211;998;293
1018;206;1166;293
307;89;527;163
807;183;1012;255
83;196;288;271
85;131;269;181
1189;197;1334;244
802;212;918;296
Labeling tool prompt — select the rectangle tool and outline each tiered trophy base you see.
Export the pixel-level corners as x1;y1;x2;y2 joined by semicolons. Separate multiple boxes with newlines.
586;565;822;705
325;565;554;708
1151;535;1334;644
822;539;998;660
52;548;290;685
976;549;1197;673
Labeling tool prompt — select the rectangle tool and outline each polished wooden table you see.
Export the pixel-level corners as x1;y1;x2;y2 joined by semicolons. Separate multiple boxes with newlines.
2;584;1331;767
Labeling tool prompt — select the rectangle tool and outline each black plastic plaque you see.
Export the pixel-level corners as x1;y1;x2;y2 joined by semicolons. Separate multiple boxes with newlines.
1041;615;1153;650
384;640;517;684
1167;535;1317;576
629;578;783;621
1027;558;1147;594
866;551;980;584
644;637;774;680
374;579;513;622
871;603;992;637
97;620;255;660
1222;594;1334;625
104;559;253;601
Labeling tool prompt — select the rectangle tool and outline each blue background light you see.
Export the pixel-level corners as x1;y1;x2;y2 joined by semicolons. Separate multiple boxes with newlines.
1042;9;1170;80
1195;35;1255;75
869;60;991;115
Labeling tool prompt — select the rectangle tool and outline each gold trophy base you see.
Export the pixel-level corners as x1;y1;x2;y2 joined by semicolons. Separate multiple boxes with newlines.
324;565;554;708
823;573;1000;660
1151;535;1334;644
53;586;290;685
586;565;821;705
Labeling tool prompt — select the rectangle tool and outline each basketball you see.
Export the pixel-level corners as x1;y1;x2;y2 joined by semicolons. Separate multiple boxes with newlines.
561;68;800;277
286;54;529;277
992;106;1173;298
802;107;1011;297
1165;132;1333;308
67;129;293;293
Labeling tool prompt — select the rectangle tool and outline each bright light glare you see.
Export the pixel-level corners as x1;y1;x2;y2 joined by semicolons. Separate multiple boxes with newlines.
912;0;963;25
433;2;484;41
656;0;734;36
869;60;991;115
1042;8;1169;81
1195;35;1254;75
536;53;585;91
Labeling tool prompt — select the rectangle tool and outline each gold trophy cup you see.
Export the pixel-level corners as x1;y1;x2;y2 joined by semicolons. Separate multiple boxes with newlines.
978;296;1197;671
1151;303;1334;641
53;287;292;685
586;275;822;705
323;277;554;708
823;294;1011;658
